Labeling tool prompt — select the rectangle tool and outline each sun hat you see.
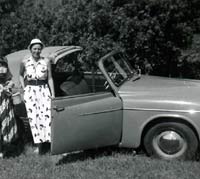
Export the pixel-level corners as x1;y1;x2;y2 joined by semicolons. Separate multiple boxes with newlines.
28;38;45;50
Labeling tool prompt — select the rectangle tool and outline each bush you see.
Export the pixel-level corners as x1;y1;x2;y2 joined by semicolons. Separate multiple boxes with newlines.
0;0;200;77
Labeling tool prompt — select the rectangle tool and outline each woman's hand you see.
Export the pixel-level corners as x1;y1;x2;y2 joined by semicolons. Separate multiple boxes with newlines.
48;95;55;100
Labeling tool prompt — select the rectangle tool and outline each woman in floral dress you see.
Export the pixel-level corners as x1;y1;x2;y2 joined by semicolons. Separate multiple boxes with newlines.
0;56;17;158
19;39;55;154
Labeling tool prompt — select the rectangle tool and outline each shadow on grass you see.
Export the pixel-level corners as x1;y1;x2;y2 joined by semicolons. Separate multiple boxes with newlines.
3;139;25;158
56;146;139;165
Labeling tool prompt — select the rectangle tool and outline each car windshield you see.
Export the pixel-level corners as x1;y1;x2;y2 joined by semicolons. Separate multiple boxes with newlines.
103;52;135;87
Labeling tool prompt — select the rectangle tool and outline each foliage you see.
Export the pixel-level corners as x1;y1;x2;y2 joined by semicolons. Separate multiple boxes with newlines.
178;34;200;79
0;0;200;77
0;0;55;55
0;0;23;14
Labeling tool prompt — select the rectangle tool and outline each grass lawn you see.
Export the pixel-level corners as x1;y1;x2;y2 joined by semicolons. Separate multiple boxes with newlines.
0;146;200;179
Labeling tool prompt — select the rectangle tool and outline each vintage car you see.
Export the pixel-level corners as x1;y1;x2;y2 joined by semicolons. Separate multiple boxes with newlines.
6;46;200;160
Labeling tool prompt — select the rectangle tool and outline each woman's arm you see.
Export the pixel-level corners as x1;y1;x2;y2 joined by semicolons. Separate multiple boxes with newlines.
47;59;55;98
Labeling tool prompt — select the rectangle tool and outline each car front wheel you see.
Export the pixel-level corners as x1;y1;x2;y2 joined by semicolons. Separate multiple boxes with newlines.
143;122;198;160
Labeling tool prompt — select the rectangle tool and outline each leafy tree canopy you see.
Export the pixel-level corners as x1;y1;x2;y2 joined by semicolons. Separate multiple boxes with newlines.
0;0;200;77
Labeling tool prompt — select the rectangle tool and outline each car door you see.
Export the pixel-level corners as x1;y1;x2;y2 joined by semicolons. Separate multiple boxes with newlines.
51;92;122;155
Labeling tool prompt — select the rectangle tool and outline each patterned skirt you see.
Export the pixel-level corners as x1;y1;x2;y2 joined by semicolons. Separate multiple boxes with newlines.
24;84;51;144
0;91;18;144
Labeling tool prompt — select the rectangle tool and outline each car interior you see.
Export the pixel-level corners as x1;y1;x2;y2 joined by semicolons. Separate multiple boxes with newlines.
52;52;110;97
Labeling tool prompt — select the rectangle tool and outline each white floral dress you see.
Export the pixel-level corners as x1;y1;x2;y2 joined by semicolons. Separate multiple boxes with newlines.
20;56;51;144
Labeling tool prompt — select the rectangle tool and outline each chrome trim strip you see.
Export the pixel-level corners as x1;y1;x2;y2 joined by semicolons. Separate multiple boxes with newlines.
124;107;200;113
55;46;81;54
80;108;122;116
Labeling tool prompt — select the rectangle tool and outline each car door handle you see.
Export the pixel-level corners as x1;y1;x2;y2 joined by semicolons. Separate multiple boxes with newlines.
53;106;65;112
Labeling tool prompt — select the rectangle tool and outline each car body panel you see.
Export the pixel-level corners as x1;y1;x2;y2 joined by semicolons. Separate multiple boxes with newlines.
118;75;200;147
51;92;122;155
6;49;29;86
120;109;200;148
119;75;200;111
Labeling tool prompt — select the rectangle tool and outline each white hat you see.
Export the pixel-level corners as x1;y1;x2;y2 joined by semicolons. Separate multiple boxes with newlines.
28;38;45;50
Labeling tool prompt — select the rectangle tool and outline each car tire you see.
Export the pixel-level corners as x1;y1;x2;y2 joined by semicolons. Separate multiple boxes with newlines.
143;122;198;160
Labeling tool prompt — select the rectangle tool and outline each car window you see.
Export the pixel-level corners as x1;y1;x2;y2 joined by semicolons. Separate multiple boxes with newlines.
103;52;134;87
52;52;111;97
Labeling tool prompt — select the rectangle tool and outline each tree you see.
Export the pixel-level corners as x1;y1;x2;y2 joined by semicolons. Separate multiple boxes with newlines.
1;0;200;78
0;0;23;14
0;0;55;55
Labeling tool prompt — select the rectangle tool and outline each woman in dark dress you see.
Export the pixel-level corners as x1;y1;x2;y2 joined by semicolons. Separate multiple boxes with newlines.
0;56;17;158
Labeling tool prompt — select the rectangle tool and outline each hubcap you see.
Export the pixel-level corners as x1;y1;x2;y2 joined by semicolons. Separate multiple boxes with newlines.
153;131;187;156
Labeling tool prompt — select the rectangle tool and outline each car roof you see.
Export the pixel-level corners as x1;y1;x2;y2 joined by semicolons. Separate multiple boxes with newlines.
6;46;82;85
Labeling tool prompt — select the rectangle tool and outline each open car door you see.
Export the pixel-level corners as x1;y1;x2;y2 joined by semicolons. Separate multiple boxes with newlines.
51;92;122;155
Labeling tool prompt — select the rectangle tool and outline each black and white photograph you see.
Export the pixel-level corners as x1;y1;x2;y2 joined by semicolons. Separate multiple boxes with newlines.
1;0;200;178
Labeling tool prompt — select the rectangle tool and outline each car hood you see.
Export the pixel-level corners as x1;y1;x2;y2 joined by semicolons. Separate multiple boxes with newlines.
119;75;200;111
